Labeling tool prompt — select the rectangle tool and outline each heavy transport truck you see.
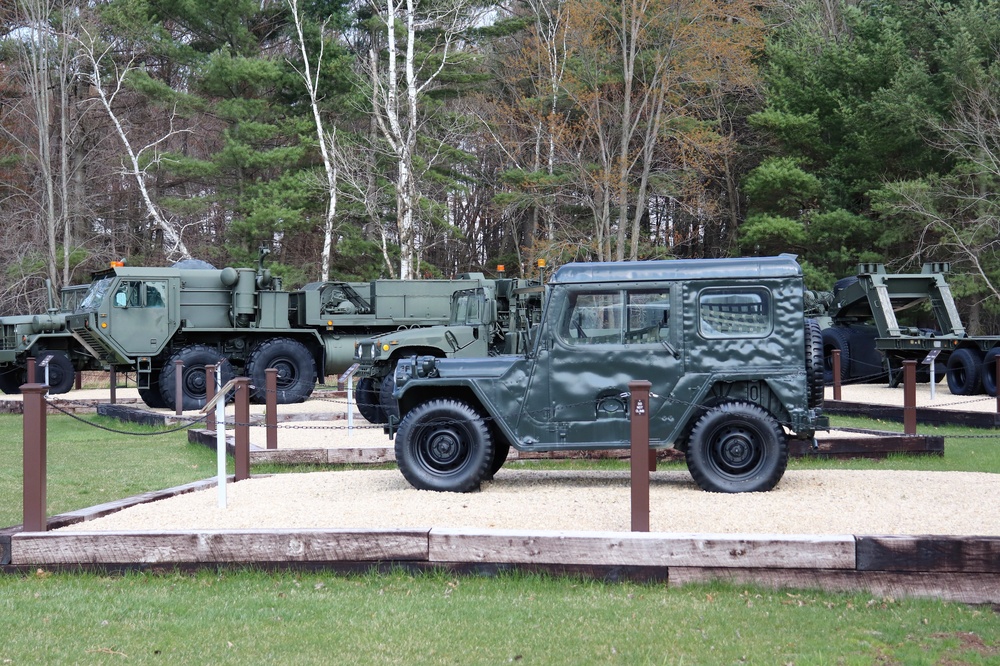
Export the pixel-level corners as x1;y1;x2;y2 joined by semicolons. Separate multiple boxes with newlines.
809;262;1000;395
353;275;545;424
388;255;827;494
42;250;490;410
0;284;103;395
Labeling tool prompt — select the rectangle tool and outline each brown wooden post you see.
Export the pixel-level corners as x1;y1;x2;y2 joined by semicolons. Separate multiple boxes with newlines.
233;377;250;481
205;364;216;431
903;360;917;435
26;356;35;384
75;371;82;390
22;384;48;532
109;367;117;404
629;380;652;532
265;368;277;450
832;349;842;401
174;358;184;415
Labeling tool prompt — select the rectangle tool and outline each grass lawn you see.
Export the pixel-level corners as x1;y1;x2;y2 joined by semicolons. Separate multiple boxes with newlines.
0;569;997;665
0;413;228;528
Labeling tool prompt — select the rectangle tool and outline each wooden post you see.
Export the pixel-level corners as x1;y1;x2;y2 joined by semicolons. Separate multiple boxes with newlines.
265;368;277;450
174;359;184;415
75;371;82;390
205;364;216;432
22;384;48;532
233;377;250;481
629;380;652;533
26;356;35;384
903;360;917;435
832;349;842;401
109;367;117;405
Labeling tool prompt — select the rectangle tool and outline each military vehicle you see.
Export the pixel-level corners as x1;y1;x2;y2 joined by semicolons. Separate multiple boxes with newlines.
387;255;827;494
809;262;1000;395
353;276;545;424
44;250;490;410
0;284;103;394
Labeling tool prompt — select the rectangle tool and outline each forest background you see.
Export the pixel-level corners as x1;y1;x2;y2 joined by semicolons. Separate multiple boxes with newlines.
3;0;1000;331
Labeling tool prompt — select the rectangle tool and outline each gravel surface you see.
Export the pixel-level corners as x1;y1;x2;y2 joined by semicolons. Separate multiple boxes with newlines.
24;383;1000;536
57;469;1000;536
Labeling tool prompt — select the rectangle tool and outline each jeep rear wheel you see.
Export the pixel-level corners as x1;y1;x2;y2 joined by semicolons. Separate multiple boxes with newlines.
685;402;787;493
395;399;494;492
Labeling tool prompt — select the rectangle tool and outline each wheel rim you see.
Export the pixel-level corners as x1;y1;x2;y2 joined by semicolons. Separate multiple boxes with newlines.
182;367;208;399
271;358;297;388
708;423;764;478
414;420;469;474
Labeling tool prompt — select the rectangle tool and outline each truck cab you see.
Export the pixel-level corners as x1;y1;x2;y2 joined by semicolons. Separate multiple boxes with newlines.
389;256;826;494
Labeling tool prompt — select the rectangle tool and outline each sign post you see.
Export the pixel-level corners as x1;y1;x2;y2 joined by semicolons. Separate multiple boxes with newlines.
922;349;942;401
201;375;239;508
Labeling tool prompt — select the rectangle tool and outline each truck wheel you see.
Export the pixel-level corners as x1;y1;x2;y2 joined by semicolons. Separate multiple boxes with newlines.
0;367;25;394
159;345;234;411
356;377;386;424
379;368;400;424
34;351;75;394
395;399;494;492
804;319;824;407
247;338;317;404
821;327;851;384
982;348;1000;396
138;371;169;409
685;402;787;493
946;347;984;396
486;438;510;480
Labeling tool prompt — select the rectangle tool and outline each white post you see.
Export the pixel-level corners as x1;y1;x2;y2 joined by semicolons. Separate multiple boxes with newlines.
929;362;936;401
215;369;226;508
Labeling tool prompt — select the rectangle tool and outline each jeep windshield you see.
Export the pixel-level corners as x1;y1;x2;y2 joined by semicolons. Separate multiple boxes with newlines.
76;276;114;312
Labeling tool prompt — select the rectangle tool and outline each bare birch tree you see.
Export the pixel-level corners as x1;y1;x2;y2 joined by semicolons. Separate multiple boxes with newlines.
74;25;192;262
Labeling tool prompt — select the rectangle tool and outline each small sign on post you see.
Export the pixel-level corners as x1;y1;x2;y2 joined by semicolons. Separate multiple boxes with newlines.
922;349;942;401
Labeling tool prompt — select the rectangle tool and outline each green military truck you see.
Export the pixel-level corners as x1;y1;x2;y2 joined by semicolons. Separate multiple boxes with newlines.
353;277;544;423
0;284;102;394
810;262;1000;395
387;255;827;494
48;251;491;410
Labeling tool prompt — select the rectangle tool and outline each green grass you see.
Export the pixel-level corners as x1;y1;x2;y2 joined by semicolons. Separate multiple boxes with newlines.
0;414;229;528
0;569;997;665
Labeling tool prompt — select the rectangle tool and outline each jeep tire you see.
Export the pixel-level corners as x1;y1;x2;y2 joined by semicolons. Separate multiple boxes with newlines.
395;398;494;492
685;401;788;493
804;319;824;407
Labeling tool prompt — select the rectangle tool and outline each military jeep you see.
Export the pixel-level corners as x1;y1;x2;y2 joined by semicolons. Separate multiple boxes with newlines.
388;255;827;494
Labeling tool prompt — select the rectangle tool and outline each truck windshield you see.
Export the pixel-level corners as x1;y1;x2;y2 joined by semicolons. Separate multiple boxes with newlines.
76;276;113;311
450;289;485;325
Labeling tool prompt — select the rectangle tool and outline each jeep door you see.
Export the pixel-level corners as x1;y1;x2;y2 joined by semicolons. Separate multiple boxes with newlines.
516;284;684;449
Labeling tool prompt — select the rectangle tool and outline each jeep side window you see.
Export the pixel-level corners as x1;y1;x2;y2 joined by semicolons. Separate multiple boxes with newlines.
625;291;670;343
561;292;623;344
699;288;772;337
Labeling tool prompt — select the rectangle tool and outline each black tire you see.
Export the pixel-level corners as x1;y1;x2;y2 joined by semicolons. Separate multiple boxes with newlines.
485;438;510;480
804;319;824;408
138;371;169;409
246;337;317;404
946;347;984;396
685;402;787;493
379;366;399;425
35;351;75;394
982;347;1000;397
0;366;25;394
395;398;494;492
356;377;386;424
158;345;234;411
821;327;851;384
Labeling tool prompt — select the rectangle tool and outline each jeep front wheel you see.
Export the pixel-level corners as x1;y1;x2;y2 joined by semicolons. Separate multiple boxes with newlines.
685;402;787;493
395;399;494;492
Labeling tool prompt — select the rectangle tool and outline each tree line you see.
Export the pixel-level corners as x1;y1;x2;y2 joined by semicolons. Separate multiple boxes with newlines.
2;0;1000;330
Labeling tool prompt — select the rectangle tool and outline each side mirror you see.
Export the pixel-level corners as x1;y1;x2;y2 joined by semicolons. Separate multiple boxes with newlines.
115;292;127;307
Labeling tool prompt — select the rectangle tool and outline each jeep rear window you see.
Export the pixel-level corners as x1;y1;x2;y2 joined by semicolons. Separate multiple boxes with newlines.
699;288;772;338
561;290;670;345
